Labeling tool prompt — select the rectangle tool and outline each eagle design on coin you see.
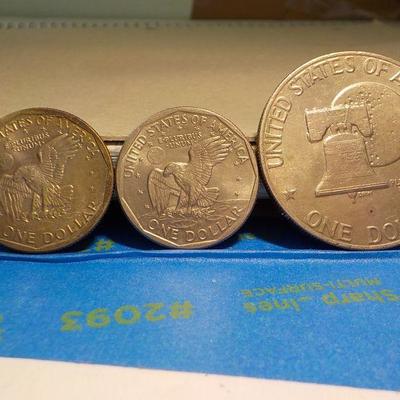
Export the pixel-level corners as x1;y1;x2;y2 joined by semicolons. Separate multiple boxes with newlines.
0;133;79;221
147;136;230;216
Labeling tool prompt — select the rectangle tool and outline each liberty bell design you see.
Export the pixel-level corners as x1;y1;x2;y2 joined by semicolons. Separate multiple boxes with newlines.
305;103;388;197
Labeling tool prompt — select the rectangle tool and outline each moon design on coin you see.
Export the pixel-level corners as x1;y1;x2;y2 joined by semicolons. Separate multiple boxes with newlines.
147;146;166;165
0;152;14;172
0;108;113;252
333;81;400;166
258;51;400;250
117;107;259;249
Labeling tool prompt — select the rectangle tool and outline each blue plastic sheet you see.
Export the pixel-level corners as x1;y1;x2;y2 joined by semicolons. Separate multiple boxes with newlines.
0;203;399;390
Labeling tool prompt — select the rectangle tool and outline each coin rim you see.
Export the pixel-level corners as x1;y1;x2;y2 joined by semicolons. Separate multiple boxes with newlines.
258;50;400;250
0;107;114;253
117;106;259;249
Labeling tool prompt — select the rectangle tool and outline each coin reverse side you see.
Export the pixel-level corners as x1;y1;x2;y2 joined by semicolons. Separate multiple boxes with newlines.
117;107;259;249
0;108;113;252
259;51;400;250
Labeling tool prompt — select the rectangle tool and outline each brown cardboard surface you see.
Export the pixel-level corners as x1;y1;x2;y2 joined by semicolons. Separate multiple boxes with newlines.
0;19;399;141
192;0;400;20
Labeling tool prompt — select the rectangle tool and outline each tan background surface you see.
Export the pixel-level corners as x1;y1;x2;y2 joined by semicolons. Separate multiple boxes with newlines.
0;19;399;141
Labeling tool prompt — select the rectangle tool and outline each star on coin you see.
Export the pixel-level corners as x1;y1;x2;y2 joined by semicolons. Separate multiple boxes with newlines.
137;189;144;195
258;51;400;250
283;188;296;200
116;107;259;249
0;108;113;253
